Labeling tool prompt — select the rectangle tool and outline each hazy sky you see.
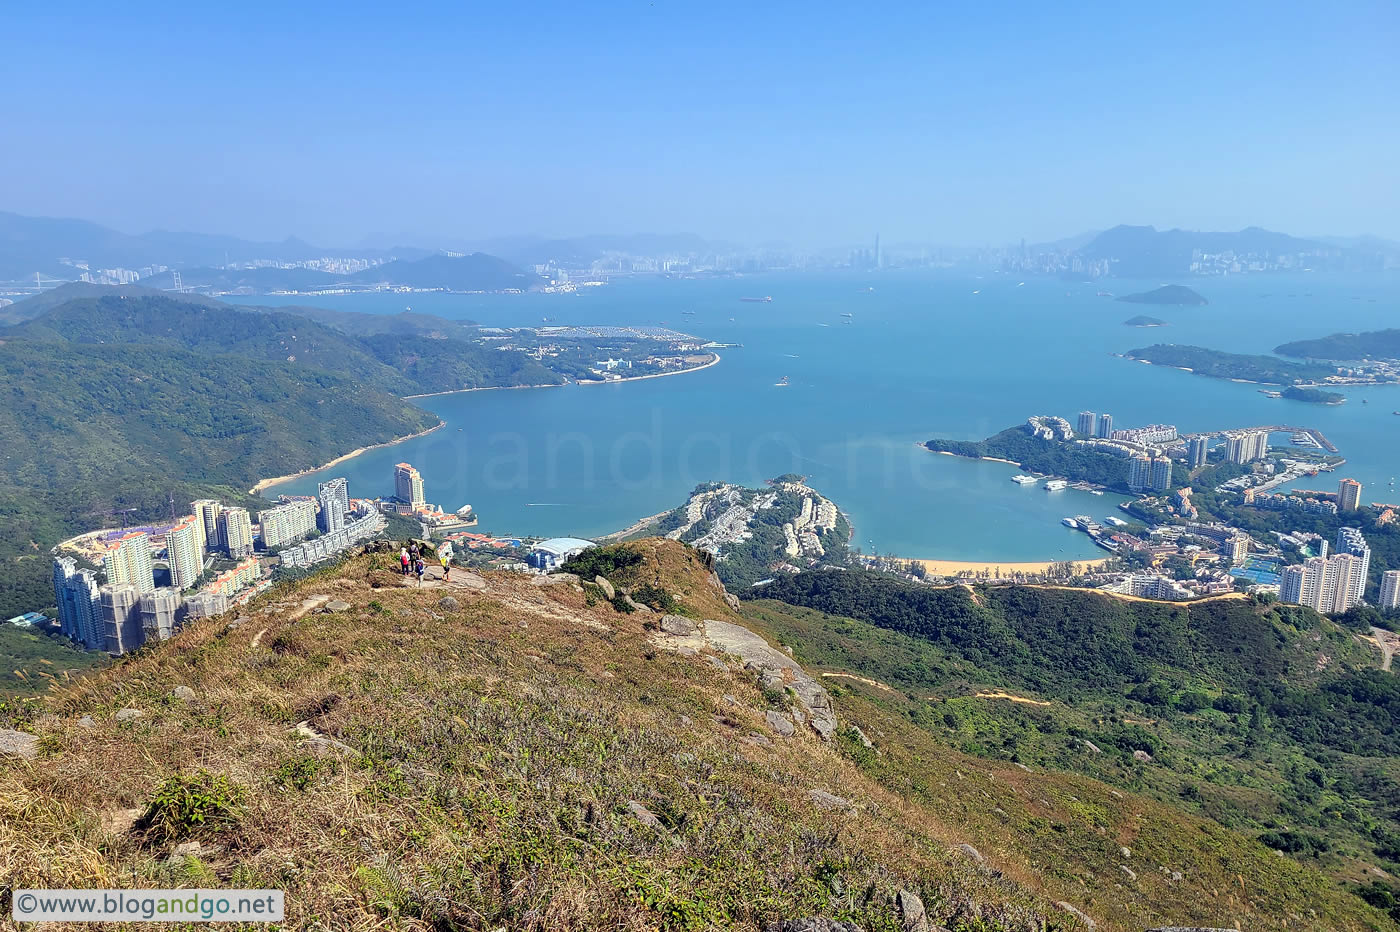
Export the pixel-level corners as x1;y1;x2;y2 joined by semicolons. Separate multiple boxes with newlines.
2;1;1397;248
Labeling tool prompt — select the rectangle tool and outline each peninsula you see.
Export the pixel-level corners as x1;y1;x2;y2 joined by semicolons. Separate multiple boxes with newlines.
1116;284;1208;306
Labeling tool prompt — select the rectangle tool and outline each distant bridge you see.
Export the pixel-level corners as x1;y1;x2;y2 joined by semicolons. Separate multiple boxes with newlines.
1181;425;1338;453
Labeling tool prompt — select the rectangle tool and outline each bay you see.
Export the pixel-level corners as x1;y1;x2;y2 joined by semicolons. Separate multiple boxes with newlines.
233;270;1400;562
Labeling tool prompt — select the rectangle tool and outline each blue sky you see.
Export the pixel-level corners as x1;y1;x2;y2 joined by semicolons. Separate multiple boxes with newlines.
2;0;1396;247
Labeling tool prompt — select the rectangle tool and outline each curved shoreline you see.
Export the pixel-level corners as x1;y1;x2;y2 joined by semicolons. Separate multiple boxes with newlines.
249;420;446;494
252;355;721;495
576;352;720;386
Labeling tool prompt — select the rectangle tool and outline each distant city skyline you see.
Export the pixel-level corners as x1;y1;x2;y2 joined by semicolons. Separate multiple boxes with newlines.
2;1;1396;246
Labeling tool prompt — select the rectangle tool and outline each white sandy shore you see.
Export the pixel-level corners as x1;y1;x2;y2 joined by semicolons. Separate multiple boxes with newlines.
249;421;445;494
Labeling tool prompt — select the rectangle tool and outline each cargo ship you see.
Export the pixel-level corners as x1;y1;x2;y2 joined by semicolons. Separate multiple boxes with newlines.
740;296;773;303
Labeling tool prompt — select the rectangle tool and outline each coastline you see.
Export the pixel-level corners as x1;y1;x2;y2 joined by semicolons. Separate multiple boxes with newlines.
598;509;674;542
249;421;446;494
403;382;563;400
576;352;720;386
911;556;1110;577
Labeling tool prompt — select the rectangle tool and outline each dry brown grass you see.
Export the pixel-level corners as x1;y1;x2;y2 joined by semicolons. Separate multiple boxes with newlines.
0;541;1387;931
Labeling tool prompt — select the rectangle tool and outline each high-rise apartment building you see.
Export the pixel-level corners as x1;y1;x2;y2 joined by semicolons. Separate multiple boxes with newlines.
1223;430;1269;465
317;477;350;533
1280;552;1367;614
1379;570;1400;610
1187;436;1210;469
218;507;254;559
100;584;144;655
140;588;184;643
260;499;318;549
1227;534;1249;565
192;499;223;550
104;532;155;594
1338;478;1362;512
1150;455;1172;492
164;515;205;590
53;557;103;650
1096;413;1113;439
1127;453;1153;492
1336;527;1371;605
1077;411;1097;436
395;463;425;510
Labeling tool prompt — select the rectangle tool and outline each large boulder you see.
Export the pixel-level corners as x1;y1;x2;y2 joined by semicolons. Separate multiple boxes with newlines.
593;575;615;599
766;920;863;932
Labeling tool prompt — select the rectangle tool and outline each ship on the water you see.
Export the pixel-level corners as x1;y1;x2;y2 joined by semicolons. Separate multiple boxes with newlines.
775;376;790;387
1044;479;1068;491
1010;475;1038;485
740;296;773;303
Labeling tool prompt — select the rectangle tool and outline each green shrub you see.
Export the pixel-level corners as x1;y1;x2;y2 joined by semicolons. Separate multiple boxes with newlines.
140;770;246;841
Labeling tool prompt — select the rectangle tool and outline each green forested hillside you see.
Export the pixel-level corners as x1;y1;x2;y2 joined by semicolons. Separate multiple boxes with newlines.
0;336;437;618
745;572;1400;922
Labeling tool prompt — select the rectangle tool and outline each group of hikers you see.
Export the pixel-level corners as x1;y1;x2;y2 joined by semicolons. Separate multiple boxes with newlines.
399;541;450;583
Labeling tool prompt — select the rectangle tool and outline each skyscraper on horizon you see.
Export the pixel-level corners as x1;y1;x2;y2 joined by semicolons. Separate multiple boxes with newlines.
1077;411;1096;436
1097;413;1113;438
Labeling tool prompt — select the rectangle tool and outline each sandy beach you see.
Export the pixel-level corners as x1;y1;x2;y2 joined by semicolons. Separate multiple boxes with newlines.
912;557;1110;577
249;421;445;494
576;353;720;386
597;509;674;542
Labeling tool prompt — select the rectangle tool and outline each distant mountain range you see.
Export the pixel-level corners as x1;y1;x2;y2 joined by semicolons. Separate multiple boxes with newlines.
0;210;432;281
1076;224;1395;277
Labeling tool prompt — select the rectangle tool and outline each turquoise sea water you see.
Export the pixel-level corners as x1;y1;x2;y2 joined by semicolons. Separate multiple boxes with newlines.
234;271;1400;562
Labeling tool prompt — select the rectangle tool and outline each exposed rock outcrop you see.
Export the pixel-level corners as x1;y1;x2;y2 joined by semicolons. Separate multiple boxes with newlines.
0;729;39;760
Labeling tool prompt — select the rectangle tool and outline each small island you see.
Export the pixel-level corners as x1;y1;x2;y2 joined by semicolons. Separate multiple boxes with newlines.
1117;285;1208;306
1282;386;1346;405
1123;315;1167;327
1123;344;1335;385
1276;328;1400;361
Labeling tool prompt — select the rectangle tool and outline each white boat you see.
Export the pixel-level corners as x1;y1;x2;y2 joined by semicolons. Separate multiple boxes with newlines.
1044;479;1068;491
1010;475;1038;485
1062;517;1079;528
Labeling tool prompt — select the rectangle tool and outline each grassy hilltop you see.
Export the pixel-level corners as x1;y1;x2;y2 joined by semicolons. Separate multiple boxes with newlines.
1;540;1393;931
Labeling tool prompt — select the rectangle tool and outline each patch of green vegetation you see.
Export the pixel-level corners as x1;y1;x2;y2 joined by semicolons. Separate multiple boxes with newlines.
1282;385;1346;404
1277;329;1400;362
743;573;1400;921
1124;344;1336;384
139;770;247;841
560;544;645;582
0;624;107;697
926;426;1191;492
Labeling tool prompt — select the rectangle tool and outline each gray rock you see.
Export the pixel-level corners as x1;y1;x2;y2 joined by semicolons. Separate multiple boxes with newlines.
1053;902;1095;930
324;599;352;613
438;596;460;612
1015;762;1032;771
851;725;874;749
1133;749;1154;763
173;841;203;857
170;685;197;703
1119;864;1136;881
744;732;775;748
593;575;615;599
77;715;96;729
895;889;931;932
624;594;653;613
0;728;39;759
706;656;729;672
954;843;984;864
457;572;488;591
765;710;796;737
806;789;853;812
676;645;698;657
659;614;700;636
765;920;863;932
1119;845;1131;858
114;708;144;722
627;800;663;829
723;591;742;612
1082;739;1103;754
1169;871;1184;882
